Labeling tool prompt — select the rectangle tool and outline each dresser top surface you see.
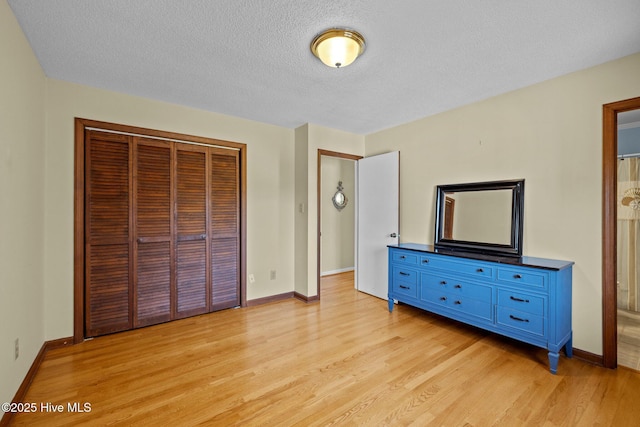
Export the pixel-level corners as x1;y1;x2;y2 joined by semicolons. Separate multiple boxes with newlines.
389;243;574;271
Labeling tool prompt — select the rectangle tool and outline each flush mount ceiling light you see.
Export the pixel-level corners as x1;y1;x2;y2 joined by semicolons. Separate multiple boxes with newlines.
310;28;366;68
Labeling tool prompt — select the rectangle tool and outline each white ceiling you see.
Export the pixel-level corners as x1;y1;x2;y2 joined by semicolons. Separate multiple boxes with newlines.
8;0;640;135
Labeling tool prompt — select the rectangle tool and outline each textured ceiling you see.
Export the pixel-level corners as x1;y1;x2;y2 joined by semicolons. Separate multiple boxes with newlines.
7;0;640;135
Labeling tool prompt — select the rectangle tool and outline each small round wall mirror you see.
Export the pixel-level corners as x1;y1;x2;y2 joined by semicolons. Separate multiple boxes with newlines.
332;181;348;211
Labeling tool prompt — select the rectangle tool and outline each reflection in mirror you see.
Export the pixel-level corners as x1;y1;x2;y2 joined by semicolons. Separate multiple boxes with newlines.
443;189;512;245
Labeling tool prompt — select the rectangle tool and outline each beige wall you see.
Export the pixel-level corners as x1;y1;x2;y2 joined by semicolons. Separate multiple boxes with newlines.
0;0;46;406
4;0;640;405
43;80;296;339
366;52;640;355
295;124;364;297
320;157;355;274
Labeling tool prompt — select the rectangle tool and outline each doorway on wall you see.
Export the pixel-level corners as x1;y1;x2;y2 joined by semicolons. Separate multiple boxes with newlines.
318;150;361;298
316;150;400;300
602;96;640;369
614;108;640;369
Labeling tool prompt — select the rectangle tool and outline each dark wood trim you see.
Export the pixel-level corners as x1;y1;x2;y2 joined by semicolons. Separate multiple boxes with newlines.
246;292;294;307
239;143;248;308
73;121;86;344
246;289;323;306
0;337;73;427
294;291;320;303
602;97;640;369
74;118;247;150
572;347;604;367
316;149;363;300
74;118;248;342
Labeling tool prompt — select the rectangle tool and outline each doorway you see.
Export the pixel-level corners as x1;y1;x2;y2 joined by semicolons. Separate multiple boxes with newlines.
602;96;640;368
320;156;357;278
317;150;362;298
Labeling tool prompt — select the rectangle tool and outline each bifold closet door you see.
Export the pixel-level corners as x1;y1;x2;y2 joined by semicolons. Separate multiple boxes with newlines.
210;148;240;310
175;145;209;318
134;138;172;327
85;131;133;337
84;129;241;337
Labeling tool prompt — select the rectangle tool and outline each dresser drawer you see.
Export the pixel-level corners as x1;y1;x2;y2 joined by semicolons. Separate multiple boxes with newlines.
497;290;544;316
497;267;547;289
420;256;494;280
391;250;419;265
392;266;418;284
422;274;492;302
496;307;545;337
422;290;493;321
392;280;418;299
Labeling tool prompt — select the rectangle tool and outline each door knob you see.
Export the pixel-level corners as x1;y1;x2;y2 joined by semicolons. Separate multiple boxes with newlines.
390;233;398;238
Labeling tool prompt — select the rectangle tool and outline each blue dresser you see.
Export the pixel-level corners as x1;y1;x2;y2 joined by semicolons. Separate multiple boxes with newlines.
388;243;573;374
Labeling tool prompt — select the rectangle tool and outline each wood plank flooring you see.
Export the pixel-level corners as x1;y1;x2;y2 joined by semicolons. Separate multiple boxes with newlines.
618;308;640;370
8;271;640;426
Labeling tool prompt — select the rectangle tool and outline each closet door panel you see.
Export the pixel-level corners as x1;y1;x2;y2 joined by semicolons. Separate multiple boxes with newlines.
136;241;171;325
134;140;172;326
85;131;132;337
210;149;240;310
176;147;208;317
211;238;239;309
177;240;207;315
88;245;130;335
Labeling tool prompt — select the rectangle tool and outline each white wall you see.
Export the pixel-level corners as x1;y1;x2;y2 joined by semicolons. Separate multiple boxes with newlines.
365;53;640;355
321;156;355;274
0;0;46;406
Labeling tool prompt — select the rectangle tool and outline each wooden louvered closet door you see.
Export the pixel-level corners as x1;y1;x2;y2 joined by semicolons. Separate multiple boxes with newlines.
175;145;209;318
85;131;132;337
84;130;241;337
211;148;240;310
134;139;172;327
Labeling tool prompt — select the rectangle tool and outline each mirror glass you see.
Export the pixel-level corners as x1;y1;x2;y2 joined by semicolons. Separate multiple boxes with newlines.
332;187;348;211
434;179;524;257
442;189;512;245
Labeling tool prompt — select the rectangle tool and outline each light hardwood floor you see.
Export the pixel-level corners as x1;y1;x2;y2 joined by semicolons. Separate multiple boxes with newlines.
618;308;640;370
8;272;640;426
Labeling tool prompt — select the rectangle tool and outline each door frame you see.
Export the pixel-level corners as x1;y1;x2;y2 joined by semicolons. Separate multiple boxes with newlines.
602;96;640;368
74;118;247;343
317;150;362;298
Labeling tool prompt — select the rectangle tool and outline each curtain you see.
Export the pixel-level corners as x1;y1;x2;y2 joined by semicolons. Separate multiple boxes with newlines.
617;157;640;311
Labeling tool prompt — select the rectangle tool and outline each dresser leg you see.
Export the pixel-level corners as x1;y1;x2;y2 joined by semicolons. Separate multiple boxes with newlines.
548;351;559;374
388;298;394;312
564;334;573;358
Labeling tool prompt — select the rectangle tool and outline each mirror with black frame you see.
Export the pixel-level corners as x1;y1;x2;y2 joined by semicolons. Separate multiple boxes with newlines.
434;179;525;257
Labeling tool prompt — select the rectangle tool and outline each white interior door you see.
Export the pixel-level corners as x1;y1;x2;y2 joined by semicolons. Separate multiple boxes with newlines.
356;151;399;299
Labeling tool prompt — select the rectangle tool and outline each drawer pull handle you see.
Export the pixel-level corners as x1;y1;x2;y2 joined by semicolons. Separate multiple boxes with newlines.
510;296;530;303
514;274;522;279
509;314;530;323
454;300;462;305
440;280;447;285
399;272;410;276
399;285;410;290
439;296;447;301
454;284;462;289
399;255;406;259
422;259;429;264
476;268;484;273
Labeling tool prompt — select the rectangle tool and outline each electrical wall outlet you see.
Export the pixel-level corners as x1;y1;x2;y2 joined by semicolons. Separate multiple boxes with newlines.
270;270;276;280
14;338;19;360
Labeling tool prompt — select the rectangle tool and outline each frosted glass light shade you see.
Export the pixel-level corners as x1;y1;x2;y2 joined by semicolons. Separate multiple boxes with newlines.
311;29;365;68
